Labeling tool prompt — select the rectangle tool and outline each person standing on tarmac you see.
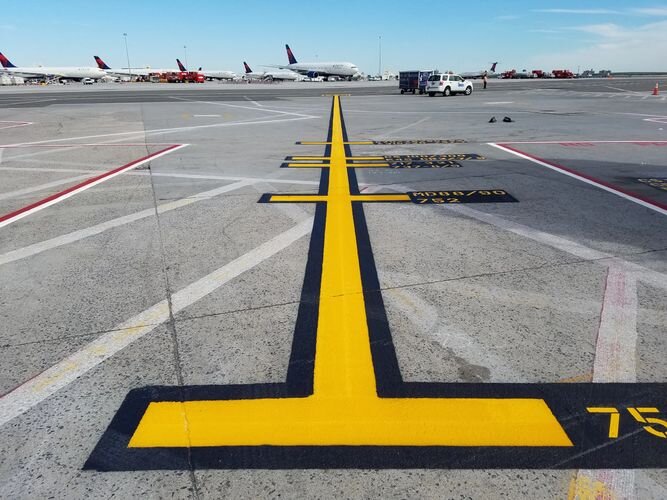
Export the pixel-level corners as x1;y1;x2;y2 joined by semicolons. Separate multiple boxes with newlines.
483;71;488;89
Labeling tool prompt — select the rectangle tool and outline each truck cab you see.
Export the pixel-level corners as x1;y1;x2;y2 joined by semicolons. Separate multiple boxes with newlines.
426;73;473;97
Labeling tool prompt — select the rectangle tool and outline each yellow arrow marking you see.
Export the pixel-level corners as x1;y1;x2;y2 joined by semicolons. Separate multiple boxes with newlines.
128;96;573;449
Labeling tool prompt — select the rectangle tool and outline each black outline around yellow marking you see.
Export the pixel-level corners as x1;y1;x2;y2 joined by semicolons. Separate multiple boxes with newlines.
86;97;667;471
637;178;667;192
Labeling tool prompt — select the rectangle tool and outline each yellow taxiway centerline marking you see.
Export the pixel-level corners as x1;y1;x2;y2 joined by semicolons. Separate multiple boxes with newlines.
128;96;573;448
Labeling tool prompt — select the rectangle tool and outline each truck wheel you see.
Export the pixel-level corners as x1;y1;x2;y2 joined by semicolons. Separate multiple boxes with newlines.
443;87;451;96
464;86;472;95
428;92;435;97
400;89;405;94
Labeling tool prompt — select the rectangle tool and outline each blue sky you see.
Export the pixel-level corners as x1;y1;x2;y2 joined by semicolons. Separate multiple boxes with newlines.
1;1;667;73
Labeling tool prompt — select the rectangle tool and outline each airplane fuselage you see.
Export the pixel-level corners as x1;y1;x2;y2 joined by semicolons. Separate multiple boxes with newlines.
1;66;107;80
103;68;170;78
246;70;301;81
281;62;359;78
201;70;236;80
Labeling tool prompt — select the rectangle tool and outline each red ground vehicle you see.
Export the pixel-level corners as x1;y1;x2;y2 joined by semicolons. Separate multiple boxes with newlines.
532;70;549;78
501;69;516;79
552;69;575;79
162;71;205;83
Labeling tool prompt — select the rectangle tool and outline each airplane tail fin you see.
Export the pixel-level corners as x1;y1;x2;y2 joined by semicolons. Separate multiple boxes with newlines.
177;58;187;71
285;44;298;65
243;62;253;74
0;52;17;68
490;62;498;73
94;56;111;70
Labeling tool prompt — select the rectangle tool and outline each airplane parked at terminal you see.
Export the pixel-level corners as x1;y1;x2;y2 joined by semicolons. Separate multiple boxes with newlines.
93;56;174;78
177;59;235;80
0;52;106;80
461;62;499;80
271;44;360;81
243;62;302;81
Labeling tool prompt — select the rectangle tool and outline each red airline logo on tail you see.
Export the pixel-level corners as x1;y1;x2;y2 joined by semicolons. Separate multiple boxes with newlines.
286;44;298;65
0;52;17;68
94;56;111;70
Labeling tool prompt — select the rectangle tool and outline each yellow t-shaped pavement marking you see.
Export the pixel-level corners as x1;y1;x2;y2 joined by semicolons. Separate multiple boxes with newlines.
127;96;572;448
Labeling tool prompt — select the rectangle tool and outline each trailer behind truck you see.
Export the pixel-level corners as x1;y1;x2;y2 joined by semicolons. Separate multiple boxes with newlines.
399;70;435;94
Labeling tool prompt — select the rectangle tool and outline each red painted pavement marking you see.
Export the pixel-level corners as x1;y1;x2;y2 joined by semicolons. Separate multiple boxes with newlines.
498;140;667;145
0;144;187;229
492;143;667;214
0;143;180;148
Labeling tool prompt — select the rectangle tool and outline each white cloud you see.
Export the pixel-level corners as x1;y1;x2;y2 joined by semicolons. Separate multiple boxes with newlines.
533;8;622;15
533;6;667;17
568;23;626;37
526;19;667;71
630;7;667;16
496;15;520;21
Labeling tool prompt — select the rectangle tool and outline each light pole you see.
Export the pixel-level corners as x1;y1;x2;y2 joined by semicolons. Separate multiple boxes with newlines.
123;33;132;82
184;45;188;71
378;36;382;78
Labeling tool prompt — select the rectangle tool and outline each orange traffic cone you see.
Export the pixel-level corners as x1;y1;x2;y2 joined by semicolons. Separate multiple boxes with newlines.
653;83;660;96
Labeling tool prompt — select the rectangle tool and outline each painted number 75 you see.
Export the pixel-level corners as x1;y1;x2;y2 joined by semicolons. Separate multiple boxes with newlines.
587;407;667;438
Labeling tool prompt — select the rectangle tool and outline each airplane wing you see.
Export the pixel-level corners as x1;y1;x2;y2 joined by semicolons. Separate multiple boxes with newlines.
1;69;64;79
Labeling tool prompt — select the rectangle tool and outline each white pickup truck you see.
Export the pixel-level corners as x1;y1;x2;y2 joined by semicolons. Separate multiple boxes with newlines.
426;73;473;96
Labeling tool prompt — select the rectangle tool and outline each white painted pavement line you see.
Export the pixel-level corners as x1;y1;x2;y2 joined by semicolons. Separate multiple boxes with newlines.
0;217;314;426
0;136;180;164
145;171;320;186
0;145;188;229
0;115;316;147
0;180;253;266
170;96;314;118
193;114;221;117
496;139;667;144
384;182;667;290
0;165;321;186
385;285;519;382
0;174;92;201
572;264;638;500
488;142;667;216
0;98;56;106
0;120;33;130
593;265;638;384
378;117;430;138
605;85;643;95
244;96;264;107
444;203;667;291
